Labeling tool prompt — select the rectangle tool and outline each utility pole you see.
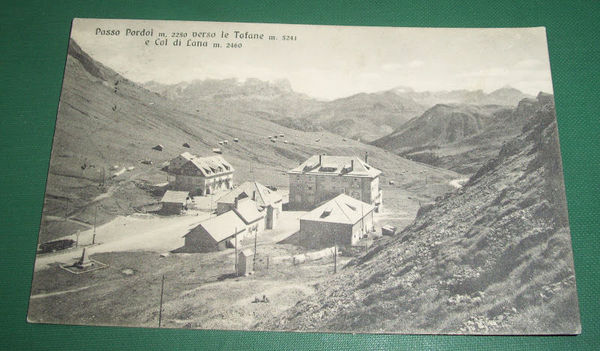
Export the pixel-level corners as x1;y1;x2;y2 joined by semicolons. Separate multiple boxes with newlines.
333;245;337;274
158;274;165;327
234;228;238;275
253;229;257;271
92;205;97;245
361;204;365;236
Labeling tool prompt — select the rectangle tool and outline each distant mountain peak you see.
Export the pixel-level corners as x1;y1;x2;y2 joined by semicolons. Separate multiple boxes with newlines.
490;85;522;94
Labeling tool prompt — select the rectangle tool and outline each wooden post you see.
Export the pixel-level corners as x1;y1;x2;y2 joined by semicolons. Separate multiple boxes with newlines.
92;205;97;245
361;203;364;236
253;229;257;271
266;256;269;271
234;228;238;275
334;245;337;274
75;230;80;248
158;274;165;327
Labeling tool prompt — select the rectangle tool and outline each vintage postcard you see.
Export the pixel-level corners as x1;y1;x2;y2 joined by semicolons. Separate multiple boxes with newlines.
28;18;580;334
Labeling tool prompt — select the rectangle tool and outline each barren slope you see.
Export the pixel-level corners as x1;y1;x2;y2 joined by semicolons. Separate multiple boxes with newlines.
263;93;579;334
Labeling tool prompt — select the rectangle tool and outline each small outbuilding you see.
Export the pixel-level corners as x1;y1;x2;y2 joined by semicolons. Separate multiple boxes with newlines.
237;249;254;276
381;225;397;236
160;190;190;214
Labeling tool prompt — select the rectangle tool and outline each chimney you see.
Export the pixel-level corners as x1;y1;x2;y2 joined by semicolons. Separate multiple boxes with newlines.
319;154;322;165
364;151;368;163
234;196;239;209
252;190;256;201
351;159;354;171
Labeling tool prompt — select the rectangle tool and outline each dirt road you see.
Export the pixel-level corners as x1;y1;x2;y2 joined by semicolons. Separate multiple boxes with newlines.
33;213;211;271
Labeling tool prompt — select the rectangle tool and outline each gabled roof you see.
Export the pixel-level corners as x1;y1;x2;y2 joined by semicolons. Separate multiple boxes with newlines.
239;249;254;257
160;190;189;204
233;198;265;224
169;152;196;172
186;211;246;243
300;194;375;224
288;155;381;178
183;155;234;177
217;181;282;207
178;152;195;161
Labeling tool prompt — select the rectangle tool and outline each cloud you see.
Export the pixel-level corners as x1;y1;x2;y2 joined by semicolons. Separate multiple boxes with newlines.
382;60;425;71
458;67;510;78
382;63;404;71
408;60;425;68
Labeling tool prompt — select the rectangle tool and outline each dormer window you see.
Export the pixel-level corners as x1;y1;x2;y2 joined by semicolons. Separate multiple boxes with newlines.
320;208;332;218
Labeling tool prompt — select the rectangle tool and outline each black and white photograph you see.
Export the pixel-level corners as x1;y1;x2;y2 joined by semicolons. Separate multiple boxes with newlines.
27;18;580;334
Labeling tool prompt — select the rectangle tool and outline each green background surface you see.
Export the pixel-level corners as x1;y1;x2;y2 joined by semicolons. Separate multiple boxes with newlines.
1;1;598;349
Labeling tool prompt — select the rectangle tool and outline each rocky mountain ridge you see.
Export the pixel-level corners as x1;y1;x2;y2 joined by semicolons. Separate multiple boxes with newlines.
144;79;532;143
262;93;579;334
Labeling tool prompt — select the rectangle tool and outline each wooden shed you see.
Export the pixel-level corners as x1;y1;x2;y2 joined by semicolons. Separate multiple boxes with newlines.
382;225;397;236
237;249;254;276
160;190;190;215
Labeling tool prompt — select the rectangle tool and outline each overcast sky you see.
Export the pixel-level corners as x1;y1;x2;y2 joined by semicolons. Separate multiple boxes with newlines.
72;19;554;100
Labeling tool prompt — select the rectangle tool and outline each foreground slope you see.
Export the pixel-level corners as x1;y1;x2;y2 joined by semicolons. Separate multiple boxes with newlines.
263;93;579;334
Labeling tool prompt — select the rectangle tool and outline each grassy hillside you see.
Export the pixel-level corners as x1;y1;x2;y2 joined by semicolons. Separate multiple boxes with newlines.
39;39;459;242
262;93;579;334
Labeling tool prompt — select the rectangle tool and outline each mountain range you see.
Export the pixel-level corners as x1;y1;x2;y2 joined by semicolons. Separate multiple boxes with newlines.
143;79;532;143
371;97;542;174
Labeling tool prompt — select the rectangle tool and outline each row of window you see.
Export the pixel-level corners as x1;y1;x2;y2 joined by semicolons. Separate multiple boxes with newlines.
294;175;363;183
